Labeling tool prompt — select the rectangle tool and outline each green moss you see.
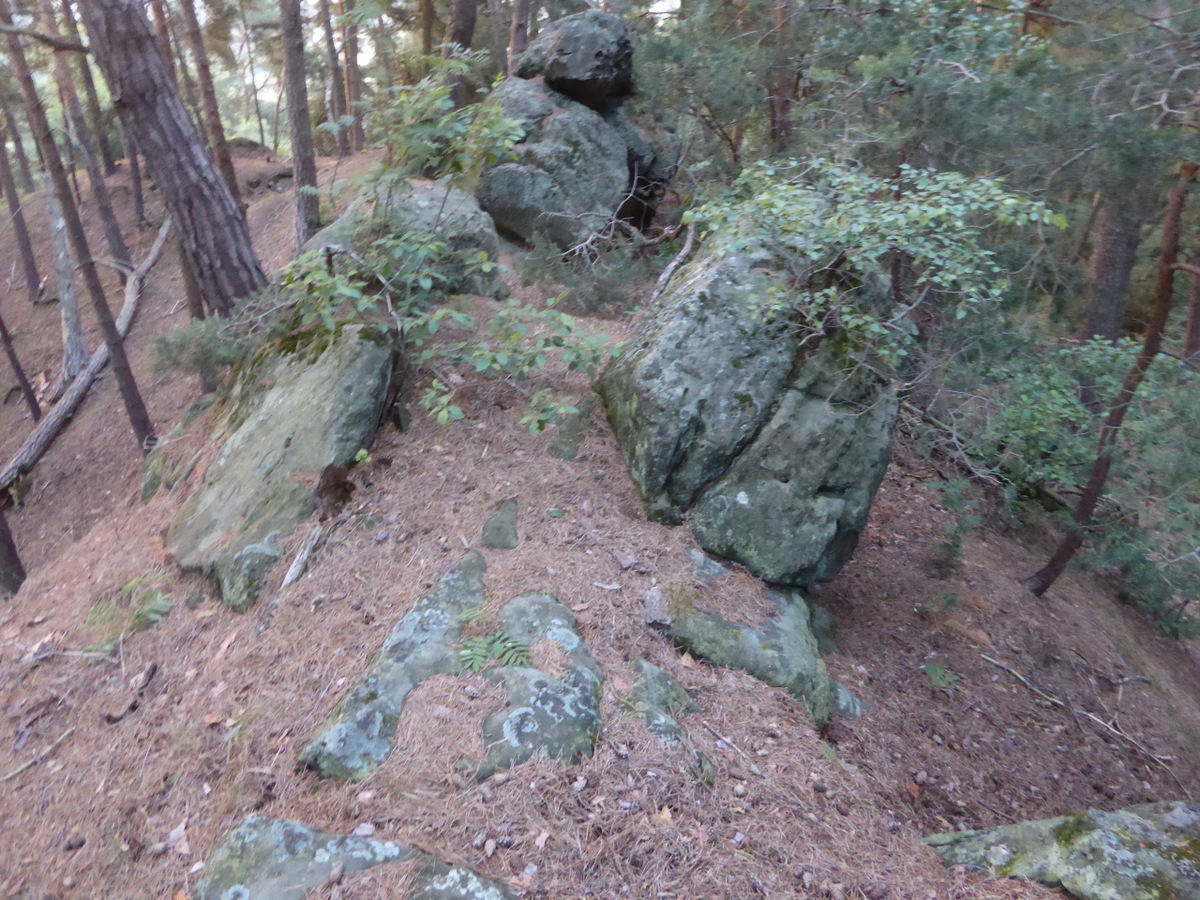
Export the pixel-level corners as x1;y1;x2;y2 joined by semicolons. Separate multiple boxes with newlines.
1053;813;1094;848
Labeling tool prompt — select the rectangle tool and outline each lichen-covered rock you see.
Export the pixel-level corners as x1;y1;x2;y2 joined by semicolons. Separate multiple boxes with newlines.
168;326;395;611
628;658;714;782
301;553;488;781
197;814;515;900
476;78;630;250
481;592;604;771
481;499;519;549
926;801;1200;900
513;11;633;112
663;593;837;727
596;241;897;586
303;179;507;300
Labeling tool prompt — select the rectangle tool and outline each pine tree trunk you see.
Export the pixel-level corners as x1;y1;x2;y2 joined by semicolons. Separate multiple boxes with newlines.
509;0;530;72
420;0;437;55
168;15;205;134
0;307;40;422
148;0;174;79
79;0;268;318
43;0;131;277
1077;191;1154;342
46;187;87;393
319;0;351;157
0;507;25;595
1;99;35;193
341;0;366;151
443;0;477;108
281;0;320;248
237;2;267;148
0;121;42;304
178;0;242;203
121;122;147;227
61;0;117;175
1030;164;1197;597
1;0;157;452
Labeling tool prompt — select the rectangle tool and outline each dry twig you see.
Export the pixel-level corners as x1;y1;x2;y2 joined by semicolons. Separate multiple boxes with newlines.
0;726;75;783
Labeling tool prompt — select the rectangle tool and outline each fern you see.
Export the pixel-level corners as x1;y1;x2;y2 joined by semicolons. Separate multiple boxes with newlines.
459;632;532;673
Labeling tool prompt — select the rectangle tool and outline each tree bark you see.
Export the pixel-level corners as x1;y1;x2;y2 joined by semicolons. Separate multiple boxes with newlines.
1030;164;1197;597
1;96;35;192
420;0;437;55
0;305;40;422
42;0;131;277
60;0;116;174
120;122;146;227
281;0;320;248
318;0;351;157
177;0;241;203
0;507;25;595
45;186;87;393
443;0;477;108
237;1;267;148
1077;190;1154;342
1;0;157;452
0;119;41;303
508;0;529;72
78;0;267;318
340;0;365;151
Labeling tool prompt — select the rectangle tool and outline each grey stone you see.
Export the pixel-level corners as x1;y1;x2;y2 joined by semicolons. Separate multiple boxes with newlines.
481;499;520;549
834;682;864;719
481;592;604;770
927;801;1200;900
663;597;837;727
300;552;488;781
477;78;631;250
514;11;633;112
688;549;729;585
628;658;714;783
198;814;515;900
596;240;897;586
168;326;395;611
303;179;507;300
547;396;596;461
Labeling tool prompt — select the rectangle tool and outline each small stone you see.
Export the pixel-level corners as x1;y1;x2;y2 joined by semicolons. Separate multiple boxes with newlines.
733;783;747;798
613;551;638;570
373;530;390;543
63;828;85;852
484;838;497;858
642;588;671;627
481;499;520;549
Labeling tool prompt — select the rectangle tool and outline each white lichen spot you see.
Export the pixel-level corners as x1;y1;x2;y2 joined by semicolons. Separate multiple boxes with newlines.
736;491;750;506
502;707;539;746
985;844;1013;868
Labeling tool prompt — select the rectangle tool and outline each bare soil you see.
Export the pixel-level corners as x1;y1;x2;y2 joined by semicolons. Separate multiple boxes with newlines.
0;156;1196;900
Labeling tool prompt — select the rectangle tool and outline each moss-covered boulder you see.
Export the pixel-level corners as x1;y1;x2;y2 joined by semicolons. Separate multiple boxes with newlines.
596;244;896;586
167;326;395;611
927;801;1200;900
303;179;507;300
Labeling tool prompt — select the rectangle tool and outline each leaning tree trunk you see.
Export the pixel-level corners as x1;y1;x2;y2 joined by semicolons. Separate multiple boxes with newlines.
0;97;35;193
0;0;156;452
0;121;42;303
61;0;117;174
281;0;320;247
43;0;131;276
341;0;366;151
318;0;351;157
177;0;241;203
45;186;87;394
78;0;268;318
0;305;40;422
0;507;25;595
1030;164;1198;597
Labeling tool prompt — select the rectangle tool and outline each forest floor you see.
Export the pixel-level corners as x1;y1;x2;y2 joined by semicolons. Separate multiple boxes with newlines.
0;153;1197;900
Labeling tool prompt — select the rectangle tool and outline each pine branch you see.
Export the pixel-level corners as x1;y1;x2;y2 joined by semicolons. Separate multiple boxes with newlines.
0;23;86;53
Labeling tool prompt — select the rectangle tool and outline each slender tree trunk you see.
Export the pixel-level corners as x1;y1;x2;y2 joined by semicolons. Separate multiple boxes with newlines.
45;187;87;393
767;0;794;144
79;0;267;318
420;0;436;55
0;121;42;303
341;0;365;151
61;0;117;174
178;0;241;203
1186;237;1200;359
509;0;529;71
1;0;157;452
0;507;25;595
319;0;351;157
59;119;83;207
1077;191;1154;342
148;0;174;79
121;123;146;227
443;0;477;108
1;99;35;193
237;2;267;148
1030;164;1197;597
43;0;131;277
0;307;40;422
281;0;320;248
168;15;205;135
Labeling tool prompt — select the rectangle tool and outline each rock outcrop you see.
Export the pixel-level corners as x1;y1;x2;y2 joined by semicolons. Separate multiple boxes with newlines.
927;801;1200;900
167;326;395;611
597;245;897;587
476;12;677;249
303;179;507;300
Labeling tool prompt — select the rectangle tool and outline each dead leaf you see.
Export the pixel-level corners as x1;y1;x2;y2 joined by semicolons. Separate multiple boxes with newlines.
535;830;550;850
172;891;190;900
679;653;696;669
166;819;190;857
651;806;674;826
612;551;638;570
906;781;921;800
203;713;223;727
213;631;238;662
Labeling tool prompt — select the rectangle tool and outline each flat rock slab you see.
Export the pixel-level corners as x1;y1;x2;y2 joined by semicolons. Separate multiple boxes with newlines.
662;592;838;727
482;592;604;771
927;801;1200;900
303;558;603;781
198;814;514;900
300;552;488;781
168;326;395;611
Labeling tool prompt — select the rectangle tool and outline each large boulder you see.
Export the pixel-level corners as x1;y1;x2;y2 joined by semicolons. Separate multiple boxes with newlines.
597;243;897;586
303;179;507;300
927;801;1200;900
513;11;633;112
168;326;395;611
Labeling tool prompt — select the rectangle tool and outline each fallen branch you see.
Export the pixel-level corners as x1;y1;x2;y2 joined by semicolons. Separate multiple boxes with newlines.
647;220;697;307
0;219;172;493
282;524;324;588
981;653;1189;797
0;726;75;783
